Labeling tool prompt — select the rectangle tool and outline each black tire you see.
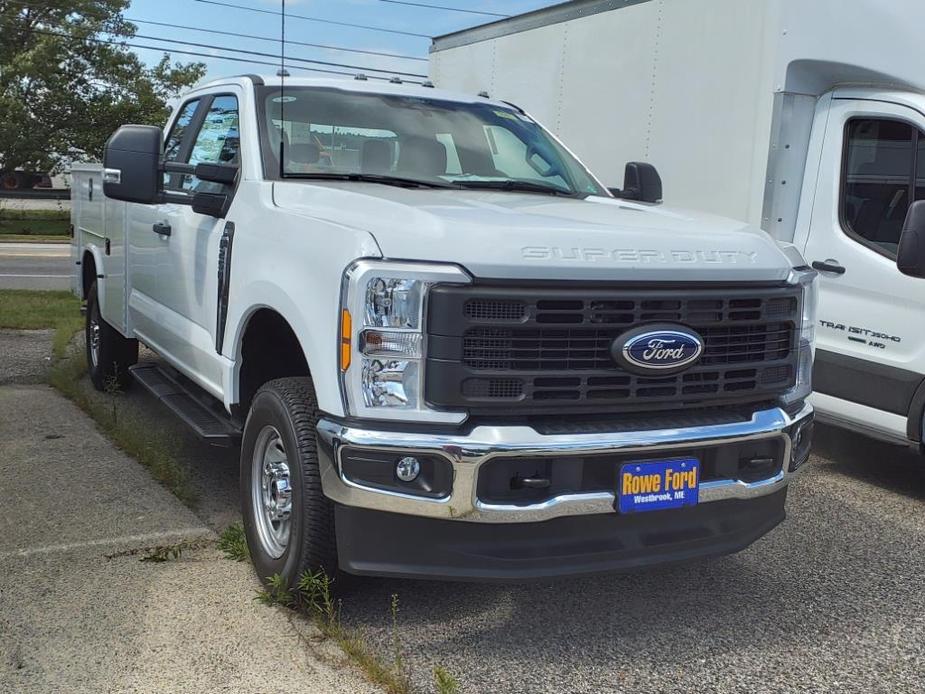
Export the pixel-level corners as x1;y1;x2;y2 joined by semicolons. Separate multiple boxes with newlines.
85;282;138;391
240;377;337;589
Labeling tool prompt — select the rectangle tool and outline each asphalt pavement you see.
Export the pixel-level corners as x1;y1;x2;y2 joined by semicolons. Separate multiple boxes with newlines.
0;242;71;290
4;329;925;693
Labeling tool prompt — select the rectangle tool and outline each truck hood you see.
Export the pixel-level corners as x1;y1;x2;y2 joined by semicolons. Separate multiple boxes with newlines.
272;182;794;282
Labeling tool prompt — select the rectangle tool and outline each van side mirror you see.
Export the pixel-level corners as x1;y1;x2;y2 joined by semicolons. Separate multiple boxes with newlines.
609;162;662;204
102;125;162;204
897;200;925;278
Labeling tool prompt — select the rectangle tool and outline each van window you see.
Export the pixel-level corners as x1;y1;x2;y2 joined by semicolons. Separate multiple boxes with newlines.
841;118;922;257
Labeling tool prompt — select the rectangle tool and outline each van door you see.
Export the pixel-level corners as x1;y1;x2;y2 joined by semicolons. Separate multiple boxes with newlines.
802;98;925;440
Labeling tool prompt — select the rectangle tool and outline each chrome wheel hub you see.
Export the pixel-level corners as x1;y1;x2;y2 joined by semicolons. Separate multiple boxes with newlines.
88;313;101;368
251;426;292;558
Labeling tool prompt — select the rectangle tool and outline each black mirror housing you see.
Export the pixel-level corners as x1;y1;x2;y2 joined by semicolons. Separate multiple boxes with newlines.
192;192;229;218
194;162;238;185
612;162;663;204
898;200;925;278
102;125;162;204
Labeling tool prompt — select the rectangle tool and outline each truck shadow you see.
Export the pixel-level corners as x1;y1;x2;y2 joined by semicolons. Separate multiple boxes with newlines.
811;422;925;502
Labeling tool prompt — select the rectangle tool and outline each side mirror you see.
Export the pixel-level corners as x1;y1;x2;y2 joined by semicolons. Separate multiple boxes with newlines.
102;125;162;203
191;192;229;218
610;162;662;204
897;200;925;278
194;162;238;185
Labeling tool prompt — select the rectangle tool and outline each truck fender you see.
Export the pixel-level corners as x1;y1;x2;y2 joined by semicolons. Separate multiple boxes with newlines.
222;286;324;412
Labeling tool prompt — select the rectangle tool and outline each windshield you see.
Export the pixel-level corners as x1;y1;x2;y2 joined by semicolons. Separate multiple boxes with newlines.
257;86;606;197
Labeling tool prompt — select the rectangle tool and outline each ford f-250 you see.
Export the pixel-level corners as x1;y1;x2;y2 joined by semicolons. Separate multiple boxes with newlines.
71;75;816;586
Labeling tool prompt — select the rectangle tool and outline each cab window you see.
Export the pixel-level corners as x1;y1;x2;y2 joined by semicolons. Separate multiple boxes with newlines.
181;95;240;192
841;118;924;258
163;99;200;188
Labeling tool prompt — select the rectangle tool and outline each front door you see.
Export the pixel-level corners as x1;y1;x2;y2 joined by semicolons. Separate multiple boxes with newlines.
157;94;241;392
128;91;241;395
802;97;925;434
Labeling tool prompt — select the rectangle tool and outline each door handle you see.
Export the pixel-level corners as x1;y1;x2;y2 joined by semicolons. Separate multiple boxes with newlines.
811;259;845;275
152;222;171;237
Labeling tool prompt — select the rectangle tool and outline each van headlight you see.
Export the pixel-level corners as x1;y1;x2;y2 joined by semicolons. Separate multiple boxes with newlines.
783;267;818;406
339;260;470;422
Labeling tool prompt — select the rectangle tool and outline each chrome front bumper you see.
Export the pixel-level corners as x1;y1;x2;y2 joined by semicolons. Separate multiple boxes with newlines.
316;403;813;524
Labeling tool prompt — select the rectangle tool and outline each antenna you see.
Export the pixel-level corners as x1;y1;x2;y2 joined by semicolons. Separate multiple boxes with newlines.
278;0;287;178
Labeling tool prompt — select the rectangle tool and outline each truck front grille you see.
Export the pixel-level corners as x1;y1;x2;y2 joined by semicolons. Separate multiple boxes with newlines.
425;283;801;415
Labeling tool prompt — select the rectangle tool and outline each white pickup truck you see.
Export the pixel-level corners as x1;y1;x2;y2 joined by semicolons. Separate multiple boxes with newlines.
72;75;815;586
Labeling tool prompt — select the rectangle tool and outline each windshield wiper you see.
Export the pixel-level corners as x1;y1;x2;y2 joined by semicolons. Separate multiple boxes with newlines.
281;172;459;189
454;179;580;197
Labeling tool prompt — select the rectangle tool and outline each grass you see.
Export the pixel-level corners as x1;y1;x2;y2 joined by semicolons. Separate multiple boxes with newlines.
139;544;186;563
434;667;462;694
0;207;70;237
0;207;70;220
0;290;83;359
0;289;78;329
0;218;69;236
251;570;442;694
218;523;250;562
0;234;71;243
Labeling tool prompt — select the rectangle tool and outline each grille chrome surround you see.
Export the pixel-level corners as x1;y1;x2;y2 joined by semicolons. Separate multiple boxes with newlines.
425;284;801;414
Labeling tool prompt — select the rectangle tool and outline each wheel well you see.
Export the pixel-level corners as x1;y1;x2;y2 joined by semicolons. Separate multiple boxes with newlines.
81;252;96;299
238;309;310;413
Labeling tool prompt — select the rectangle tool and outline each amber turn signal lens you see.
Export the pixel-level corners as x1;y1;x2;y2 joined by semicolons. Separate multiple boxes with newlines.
340;309;352;371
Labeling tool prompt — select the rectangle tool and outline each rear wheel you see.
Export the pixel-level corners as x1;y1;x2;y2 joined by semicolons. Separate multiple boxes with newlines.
240;377;337;589
85;282;138;391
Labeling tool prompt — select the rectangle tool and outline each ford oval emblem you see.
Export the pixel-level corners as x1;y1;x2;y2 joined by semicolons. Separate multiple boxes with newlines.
613;325;704;374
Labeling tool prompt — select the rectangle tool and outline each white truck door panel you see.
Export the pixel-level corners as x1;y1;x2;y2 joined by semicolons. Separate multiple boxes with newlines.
152;204;225;392
803;98;925;431
127;91;241;396
126;201;167;341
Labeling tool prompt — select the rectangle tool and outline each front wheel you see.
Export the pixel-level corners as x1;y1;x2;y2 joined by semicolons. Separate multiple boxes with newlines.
86;282;138;391
240;377;337;589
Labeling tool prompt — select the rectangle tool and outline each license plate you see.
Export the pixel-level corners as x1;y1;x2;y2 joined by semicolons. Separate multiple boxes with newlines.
617;458;700;513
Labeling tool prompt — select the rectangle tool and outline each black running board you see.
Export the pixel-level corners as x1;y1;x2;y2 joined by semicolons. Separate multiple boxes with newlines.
130;362;241;446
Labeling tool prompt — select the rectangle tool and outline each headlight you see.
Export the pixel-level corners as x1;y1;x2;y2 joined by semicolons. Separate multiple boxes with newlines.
339;260;471;422
783;267;818;405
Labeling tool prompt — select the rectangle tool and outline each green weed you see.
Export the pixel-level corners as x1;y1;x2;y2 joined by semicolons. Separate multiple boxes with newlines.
218;523;250;562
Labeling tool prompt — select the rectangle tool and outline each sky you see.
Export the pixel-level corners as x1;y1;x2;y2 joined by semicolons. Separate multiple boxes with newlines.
123;0;564;84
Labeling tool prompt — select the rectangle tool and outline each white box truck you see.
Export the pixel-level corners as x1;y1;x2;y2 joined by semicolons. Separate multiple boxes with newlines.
430;0;925;448
70;74;815;586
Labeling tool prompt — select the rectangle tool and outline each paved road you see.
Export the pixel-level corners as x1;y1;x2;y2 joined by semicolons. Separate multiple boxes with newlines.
0;242;71;290
78;350;925;693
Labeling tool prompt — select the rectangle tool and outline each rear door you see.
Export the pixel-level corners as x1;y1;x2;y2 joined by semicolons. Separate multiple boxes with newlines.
802;98;925;433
